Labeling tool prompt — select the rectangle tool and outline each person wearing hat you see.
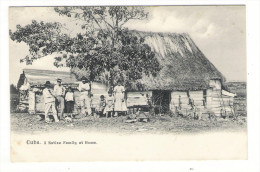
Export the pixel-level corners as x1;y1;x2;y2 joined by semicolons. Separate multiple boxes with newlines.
42;81;59;123
78;76;92;117
53;78;66;119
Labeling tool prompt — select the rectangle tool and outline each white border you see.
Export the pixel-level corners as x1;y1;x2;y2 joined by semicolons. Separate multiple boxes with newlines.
1;0;260;172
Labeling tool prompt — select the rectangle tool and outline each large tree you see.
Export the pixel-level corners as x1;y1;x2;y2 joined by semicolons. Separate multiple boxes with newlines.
10;7;161;90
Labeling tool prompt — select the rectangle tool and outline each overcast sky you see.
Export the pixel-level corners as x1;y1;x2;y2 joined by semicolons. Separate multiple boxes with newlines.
9;6;246;85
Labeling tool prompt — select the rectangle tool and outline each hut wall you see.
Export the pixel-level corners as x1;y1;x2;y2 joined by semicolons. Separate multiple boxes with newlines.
188;90;204;109
211;96;234;113
34;82;108;114
35;91;83;114
126;91;152;107
28;91;36;114
209;79;222;90
18;90;29;112
206;88;234;116
90;84;108;109
70;82;108;113
72;90;81;113
170;91;190;111
35;92;44;113
206;88;221;116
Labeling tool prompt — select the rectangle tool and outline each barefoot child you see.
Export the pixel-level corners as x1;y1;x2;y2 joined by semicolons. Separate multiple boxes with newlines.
104;91;114;118
96;95;106;117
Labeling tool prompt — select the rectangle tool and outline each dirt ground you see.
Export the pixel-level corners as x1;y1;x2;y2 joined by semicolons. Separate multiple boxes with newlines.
11;113;247;135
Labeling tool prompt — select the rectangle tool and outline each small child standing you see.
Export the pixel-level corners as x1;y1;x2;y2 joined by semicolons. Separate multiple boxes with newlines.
65;87;74;118
104;92;114;118
97;95;106;117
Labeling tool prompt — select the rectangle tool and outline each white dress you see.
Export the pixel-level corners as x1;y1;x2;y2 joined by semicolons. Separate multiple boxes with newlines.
113;85;127;111
104;95;114;113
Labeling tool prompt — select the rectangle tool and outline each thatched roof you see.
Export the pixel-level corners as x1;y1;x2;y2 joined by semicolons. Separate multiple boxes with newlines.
19;31;225;91
19;69;78;88
131;31;226;91
19;69;108;91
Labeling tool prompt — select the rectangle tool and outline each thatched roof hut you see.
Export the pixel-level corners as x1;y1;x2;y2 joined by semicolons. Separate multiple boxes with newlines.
17;68;108;114
131;31;226;91
18;31;225;92
17;31;234;117
18;68;109;94
17;69;78;89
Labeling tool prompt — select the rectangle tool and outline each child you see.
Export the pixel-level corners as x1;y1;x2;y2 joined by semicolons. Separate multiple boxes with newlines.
42;81;59;123
104;92;114;118
97;95;106;117
65;87;74;118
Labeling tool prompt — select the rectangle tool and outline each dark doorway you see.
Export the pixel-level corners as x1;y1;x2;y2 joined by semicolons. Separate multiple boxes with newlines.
152;90;171;114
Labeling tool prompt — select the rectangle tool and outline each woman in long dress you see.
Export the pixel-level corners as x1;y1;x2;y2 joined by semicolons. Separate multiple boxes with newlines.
113;81;127;116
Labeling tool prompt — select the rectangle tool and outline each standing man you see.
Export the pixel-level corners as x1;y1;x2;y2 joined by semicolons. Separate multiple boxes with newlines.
78;76;91;118
54;78;65;120
43;81;59;123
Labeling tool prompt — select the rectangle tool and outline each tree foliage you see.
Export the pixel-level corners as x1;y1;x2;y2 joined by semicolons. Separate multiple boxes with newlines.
54;7;148;37
9;20;71;65
10;7;161;90
10;84;19;94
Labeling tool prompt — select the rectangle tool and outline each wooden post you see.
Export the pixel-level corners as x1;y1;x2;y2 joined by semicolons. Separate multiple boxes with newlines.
28;91;36;115
178;95;182;110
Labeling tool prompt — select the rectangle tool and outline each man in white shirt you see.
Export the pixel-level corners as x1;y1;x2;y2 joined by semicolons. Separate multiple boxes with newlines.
43;81;59;123
53;78;65;119
78;77;91;117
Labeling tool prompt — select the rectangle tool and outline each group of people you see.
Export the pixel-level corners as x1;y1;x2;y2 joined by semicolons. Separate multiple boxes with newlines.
42;77;127;123
42;78;73;123
96;81;128;118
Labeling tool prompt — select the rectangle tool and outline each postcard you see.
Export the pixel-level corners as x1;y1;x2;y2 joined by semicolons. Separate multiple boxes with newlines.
8;5;248;163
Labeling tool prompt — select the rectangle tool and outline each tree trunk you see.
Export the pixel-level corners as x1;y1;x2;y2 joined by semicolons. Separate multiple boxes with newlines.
108;70;114;92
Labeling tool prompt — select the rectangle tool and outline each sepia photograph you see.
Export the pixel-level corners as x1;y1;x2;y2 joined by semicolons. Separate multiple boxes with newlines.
8;5;248;162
